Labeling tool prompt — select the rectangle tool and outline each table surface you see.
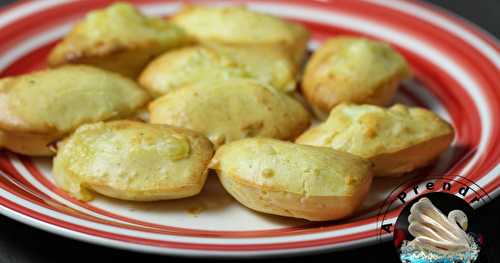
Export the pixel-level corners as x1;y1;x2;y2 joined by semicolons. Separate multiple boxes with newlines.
0;1;499;262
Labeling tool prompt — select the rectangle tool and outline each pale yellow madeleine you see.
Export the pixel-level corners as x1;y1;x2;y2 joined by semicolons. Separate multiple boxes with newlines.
0;65;150;156
171;5;309;64
139;44;296;97
303;36;411;114
210;138;373;221
149;78;310;148
48;2;191;78
53;121;214;201
296;104;454;176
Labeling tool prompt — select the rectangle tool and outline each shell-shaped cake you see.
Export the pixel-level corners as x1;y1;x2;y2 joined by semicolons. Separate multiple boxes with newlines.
149;78;310;148
0;65;150;155
171;6;309;64
48;3;191;78
139;44;297;97
210;138;374;221
302;37;411;114
53;121;214;201
296;103;454;176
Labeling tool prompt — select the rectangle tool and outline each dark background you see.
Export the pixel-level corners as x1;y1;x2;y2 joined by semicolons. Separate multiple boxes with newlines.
0;0;498;262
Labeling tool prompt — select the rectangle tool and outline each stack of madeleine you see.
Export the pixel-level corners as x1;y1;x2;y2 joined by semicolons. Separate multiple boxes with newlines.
0;3;454;221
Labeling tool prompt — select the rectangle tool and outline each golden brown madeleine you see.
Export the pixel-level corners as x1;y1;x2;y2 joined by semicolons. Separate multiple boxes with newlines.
149;78;310;148
48;3;191;78
302;37;411;113
171;5;309;65
53;121;214;201
296;104;454;176
210;138;373;221
139;44;296;97
0;65;150;156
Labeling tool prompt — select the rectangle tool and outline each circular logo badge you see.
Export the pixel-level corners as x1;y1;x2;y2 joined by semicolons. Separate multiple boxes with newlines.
375;175;494;263
394;192;482;263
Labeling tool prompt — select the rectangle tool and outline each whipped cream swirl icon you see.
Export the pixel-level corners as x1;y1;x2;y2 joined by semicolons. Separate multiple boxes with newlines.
399;197;480;263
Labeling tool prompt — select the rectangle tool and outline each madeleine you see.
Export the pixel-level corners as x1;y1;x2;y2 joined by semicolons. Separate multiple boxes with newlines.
149;78;310;148
139;44;296;97
302;37;411;114
171;6;309;64
53;121;214;201
0;65;150;155
48;3;191;78
210;138;374;221
296;104;454;176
